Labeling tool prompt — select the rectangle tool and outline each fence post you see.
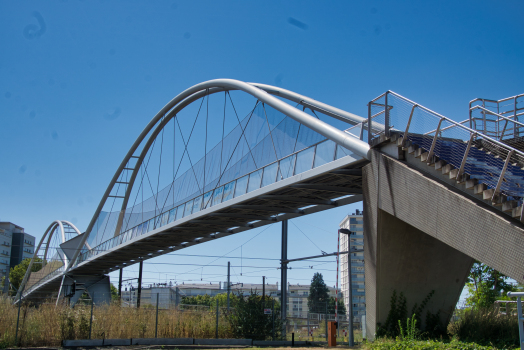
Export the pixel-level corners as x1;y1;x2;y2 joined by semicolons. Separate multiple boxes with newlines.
325;302;328;341
155;293;159;338
307;313;310;341
272;298;275;341
89;294;94;339
215;299;219;339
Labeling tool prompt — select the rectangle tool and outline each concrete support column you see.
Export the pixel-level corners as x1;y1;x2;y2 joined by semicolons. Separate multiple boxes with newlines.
362;149;477;339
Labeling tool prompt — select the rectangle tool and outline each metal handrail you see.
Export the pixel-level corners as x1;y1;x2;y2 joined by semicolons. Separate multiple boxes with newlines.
470;106;524;128
424;119;470;136
470;93;524;105
382;90;524;158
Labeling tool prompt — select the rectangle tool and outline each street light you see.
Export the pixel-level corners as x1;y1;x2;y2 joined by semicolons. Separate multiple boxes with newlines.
338;228;354;347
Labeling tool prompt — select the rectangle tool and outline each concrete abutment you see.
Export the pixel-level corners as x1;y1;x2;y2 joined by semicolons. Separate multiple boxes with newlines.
363;149;524;339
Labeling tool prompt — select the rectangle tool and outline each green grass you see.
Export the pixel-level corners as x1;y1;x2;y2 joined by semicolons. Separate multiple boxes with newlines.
363;338;518;350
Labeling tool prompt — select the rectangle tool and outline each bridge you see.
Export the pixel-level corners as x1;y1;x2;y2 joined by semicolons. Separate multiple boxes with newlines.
16;80;524;339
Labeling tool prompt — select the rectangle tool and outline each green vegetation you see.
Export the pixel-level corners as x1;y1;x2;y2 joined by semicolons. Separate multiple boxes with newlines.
0;295;234;347
183;291;281;340
227;292;281;340
377;290;445;338
307;272;330;313
181;292;242;308
448;308;519;349
1;257;43;294
466;261;515;309
363;338;509;350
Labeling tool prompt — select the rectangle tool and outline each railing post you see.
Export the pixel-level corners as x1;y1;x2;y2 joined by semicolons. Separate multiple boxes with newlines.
492;150;515;203
501;120;509;141
515;96;519;138
385;92;390;137
469;102;473;130
426;118;445;162
456;133;475;181
402;104;417;148
367;102;372;144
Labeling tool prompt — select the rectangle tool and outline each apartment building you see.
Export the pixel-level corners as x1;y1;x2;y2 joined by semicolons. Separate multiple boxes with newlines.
0;222;35;284
339;210;366;325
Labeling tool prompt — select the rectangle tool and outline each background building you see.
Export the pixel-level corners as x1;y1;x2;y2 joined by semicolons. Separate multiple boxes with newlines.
339;210;366;326
0;222;35;288
121;281;340;315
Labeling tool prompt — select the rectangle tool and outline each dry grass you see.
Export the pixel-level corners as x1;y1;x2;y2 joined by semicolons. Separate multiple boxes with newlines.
0;296;233;348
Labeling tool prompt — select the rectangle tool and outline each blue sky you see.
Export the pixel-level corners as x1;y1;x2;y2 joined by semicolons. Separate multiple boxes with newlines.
1;1;523;294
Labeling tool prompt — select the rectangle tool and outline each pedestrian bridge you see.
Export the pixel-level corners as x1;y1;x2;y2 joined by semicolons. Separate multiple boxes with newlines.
17;80;524;339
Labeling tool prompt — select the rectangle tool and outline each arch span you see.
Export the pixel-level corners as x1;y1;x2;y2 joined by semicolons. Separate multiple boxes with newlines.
66;79;371;271
16;220;85;300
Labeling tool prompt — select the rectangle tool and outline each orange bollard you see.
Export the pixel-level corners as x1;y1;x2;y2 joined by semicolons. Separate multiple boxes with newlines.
328;321;337;347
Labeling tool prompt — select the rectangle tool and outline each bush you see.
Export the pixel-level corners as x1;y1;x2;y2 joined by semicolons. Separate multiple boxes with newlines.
363;338;507;350
227;292;281;340
448;308;519;348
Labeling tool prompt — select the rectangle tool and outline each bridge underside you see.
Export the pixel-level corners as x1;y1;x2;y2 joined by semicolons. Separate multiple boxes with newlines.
363;148;524;339
75;160;366;275
24;156;368;302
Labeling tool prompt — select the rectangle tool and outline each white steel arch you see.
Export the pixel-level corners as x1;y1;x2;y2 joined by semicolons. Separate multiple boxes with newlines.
15;220;84;300
65;79;372;273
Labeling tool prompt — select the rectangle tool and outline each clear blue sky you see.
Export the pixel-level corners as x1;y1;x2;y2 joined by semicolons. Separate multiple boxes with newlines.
1;1;523;292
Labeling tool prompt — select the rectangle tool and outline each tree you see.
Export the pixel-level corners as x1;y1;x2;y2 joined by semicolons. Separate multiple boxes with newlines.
9;257;43;293
110;283;119;301
307;272;330;313
327;296;346;315
465;261;515;309
227;292;281;340
181;293;242;308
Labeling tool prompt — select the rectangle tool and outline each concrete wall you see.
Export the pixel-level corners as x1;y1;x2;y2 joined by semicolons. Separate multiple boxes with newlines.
363;149;524;339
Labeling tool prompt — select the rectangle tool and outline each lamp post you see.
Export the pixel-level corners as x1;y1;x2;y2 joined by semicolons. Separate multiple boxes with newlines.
338;228;354;347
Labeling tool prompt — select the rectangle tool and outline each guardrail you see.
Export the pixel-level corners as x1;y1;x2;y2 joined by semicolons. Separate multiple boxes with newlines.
368;91;524;204
469;93;524;140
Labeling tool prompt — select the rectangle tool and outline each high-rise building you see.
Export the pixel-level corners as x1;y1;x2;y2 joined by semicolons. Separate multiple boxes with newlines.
339;210;365;326
0;222;35;284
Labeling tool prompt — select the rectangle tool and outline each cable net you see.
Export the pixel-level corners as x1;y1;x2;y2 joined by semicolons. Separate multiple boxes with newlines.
75;96;362;266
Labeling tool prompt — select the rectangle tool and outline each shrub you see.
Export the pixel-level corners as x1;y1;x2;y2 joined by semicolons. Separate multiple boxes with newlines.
448;307;519;348
226;292;281;340
363;338;506;350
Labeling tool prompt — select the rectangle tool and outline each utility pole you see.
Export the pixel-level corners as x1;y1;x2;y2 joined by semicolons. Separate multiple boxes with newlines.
281;220;288;339
227;261;230;311
118;268;123;299
262;276;265;303
339;228;354;347
137;260;143;308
